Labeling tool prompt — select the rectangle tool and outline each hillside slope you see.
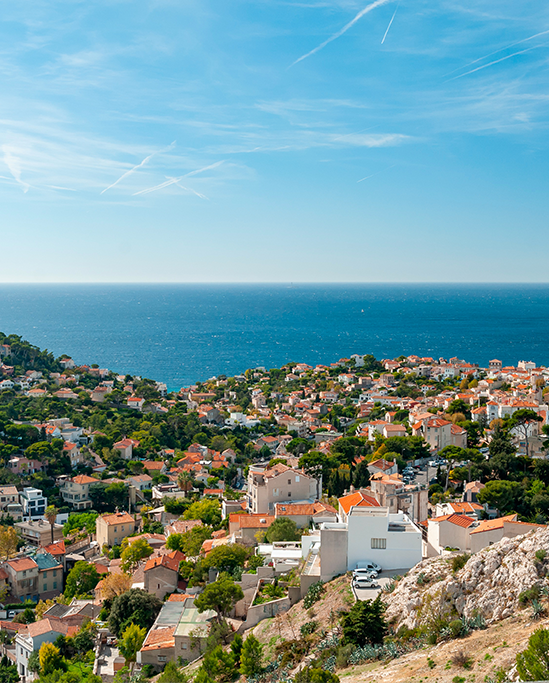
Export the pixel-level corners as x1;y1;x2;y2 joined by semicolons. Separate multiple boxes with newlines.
384;528;549;631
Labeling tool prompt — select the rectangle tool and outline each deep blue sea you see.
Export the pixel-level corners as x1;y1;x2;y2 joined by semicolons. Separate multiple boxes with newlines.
0;284;548;391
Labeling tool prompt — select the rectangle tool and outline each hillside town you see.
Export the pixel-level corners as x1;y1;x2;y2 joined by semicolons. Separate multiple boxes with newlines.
1;332;549;683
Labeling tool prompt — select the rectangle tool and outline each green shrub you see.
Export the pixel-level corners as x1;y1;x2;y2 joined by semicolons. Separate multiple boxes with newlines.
335;643;354;669
448;619;463;638
519;584;542;605
303;581;324;609
300;621;318;637
451;554;470;573
535;549;547;562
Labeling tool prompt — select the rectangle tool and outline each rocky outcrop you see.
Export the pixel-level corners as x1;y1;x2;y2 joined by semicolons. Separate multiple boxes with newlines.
384;528;549;630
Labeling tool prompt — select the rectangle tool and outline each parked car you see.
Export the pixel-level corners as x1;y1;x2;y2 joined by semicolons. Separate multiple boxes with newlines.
353;577;378;589
356;561;382;574
353;568;377;580
7;611;15;619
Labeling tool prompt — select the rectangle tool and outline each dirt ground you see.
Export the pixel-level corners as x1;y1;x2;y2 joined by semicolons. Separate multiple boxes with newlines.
338;610;549;683
252;574;354;662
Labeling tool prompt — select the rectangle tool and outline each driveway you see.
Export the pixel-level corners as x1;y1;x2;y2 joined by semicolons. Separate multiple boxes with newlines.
352;569;409;601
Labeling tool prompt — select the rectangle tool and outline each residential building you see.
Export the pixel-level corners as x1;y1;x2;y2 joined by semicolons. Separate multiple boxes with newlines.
0;485;22;520
8;458;44;476
128;474;153;491
60;475;97;510
16;618;76;678
143;551;184;600
35;552;63;599
247;463;320;514
62;442;85;468
273;502;337;528
96;511;138;549
228;513;275;544
113;438;139;460
15;519;64;547
19;487;47;520
138;598;216;671
3;557;39;602
367;459;398;478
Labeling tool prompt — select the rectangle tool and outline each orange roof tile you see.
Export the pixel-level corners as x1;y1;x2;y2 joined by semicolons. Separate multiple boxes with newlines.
141;626;176;651
338;491;381;514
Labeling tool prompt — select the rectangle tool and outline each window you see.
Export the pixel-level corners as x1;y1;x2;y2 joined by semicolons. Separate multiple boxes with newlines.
181;643;187;650
53;570;57;577
53;582;57;590
295;476;300;482
288;492;291;497
43;584;47;592
158;656;166;662
371;538;387;550
288;479;291;485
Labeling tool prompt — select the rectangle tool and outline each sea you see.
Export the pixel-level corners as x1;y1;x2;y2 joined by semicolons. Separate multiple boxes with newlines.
0;284;548;392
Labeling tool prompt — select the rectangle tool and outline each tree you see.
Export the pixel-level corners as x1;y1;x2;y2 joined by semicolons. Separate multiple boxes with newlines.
108;588;162;637
97;572;132;601
194;577;244;622
165;526;212;556
120;538;153;574
477;479;523;515
35;599;55;620
230;633;243;668
489;422;515;459
298;451;333;481
0;526;17;560
39;642;64;675
44;505;59;545
265;518;299;543
158;661;187;683
0;655;19;683
118;623;146;670
294;668;340;683
341;596;387;647
177;471;194;493
65;561;100;600
202;544;249;574
516;627;549;681
239;634;263;678
184;499;221;526
510;409;543;458
352;458;371;488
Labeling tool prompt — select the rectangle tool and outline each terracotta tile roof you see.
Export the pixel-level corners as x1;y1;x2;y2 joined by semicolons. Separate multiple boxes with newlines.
141;626;175;651
448;502;483;514
167;593;193;602
229;513;275;529
0;620;26;632
275;502;337;516
72;475;96;484
43;540;66;556
445;513;476;528
27;618;69;638
167;519;203;535
338;491;381;514
369;459;396;470
7;558;38;572
468;514;542;535
100;512;134;526
144;550;184;573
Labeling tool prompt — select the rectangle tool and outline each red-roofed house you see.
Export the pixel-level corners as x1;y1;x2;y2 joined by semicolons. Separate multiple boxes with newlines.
367;459;398;477
247;463;320;514
338;490;380;523
16;618;77;678
274;501;337;527
427;513;476;555
60;474;97;510
144;551;185;599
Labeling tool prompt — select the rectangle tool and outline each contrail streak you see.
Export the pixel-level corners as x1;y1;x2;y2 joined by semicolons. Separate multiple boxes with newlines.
357;163;396;183
290;0;393;67
2;146;30;193
445;46;539;82
444;29;549;78
133;160;224;196
100;141;176;194
381;2;399;44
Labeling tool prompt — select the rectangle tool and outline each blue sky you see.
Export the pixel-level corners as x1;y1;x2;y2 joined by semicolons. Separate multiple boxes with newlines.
2;0;549;282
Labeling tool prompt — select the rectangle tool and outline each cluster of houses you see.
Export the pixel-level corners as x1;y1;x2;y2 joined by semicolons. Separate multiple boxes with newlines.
2;351;549;678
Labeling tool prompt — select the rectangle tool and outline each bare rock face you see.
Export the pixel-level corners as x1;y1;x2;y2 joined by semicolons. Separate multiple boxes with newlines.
383;528;549;630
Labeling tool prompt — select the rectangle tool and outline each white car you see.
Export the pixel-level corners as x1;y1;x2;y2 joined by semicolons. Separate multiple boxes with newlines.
353;568;377;580
355;561;382;574
353;577;377;589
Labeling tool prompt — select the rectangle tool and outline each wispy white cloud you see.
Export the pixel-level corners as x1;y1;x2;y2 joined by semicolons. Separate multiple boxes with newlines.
100;141;176;194
2;145;30;193
290;0;395;66
133;160;224;196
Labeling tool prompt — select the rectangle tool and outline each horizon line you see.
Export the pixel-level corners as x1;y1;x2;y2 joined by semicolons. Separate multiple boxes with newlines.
0;281;549;286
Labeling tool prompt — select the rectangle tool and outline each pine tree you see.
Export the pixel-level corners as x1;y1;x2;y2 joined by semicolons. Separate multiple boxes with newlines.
239;634;263;678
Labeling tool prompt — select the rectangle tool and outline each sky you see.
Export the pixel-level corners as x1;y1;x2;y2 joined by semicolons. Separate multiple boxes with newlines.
1;0;549;283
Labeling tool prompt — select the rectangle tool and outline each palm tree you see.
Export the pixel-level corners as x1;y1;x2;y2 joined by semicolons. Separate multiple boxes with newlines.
177;471;194;495
44;505;59;544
